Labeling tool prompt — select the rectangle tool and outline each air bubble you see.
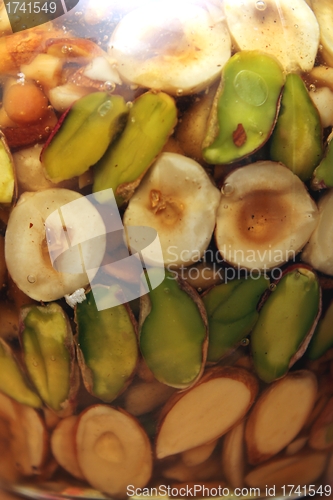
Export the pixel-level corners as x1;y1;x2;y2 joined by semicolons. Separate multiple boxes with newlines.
294;24;298;28
44;126;51;134
176;89;183;96
131;117;136;123
103;81;116;93
259;131;263;136
309;84;316;92
222;183;234;196
61;45;69;54
126;101;133;109
50;356;56;361
27;275;36;284
98;100;112;116
32;360;38;367
241;338;250;346
255;1;266;10
164;288;170;294
269;283;276;291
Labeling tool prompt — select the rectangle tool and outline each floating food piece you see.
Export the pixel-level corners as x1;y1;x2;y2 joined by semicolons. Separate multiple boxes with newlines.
203;276;269;362
20;303;79;416
215;162;319;269
108;1;231;95
13;144;77;192
224;0;319;73
3;80;48;125
270;73;323;181
162;455;220;482
312;0;333;67
0;131;15;204
51;416;84;480
309;396;333;450
123;152;220;267
176;83;218;162
0;338;41;408
312;131;333;190
307;300;333;360
47;83;93;113
1;106;58;149
5;189;106;302
245;370;317;464
285;436;308;456
93;92;177;206
221;420;245;488
181;440;218;467
76;286;138;403
45;38;104;61
156;366;258;458
202;51;285;164
309;86;333;128
20;53;63;89
0;392;48;477
251;266;321;383
139;270;207;389
302;189;333;276
123;379;176;417
76;405;153;497
245;452;327;489
42;92;128;183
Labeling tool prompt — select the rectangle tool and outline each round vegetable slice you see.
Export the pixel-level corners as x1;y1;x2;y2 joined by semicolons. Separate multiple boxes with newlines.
215;161;318;270
108;1;231;95
5;189;106;301
76;405;152;497
123;152;220;267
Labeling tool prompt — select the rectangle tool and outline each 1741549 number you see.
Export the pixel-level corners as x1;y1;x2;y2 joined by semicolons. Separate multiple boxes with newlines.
281;485;332;496
5;1;56;13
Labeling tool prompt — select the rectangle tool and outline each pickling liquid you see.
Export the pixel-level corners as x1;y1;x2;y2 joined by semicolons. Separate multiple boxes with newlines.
0;0;332;498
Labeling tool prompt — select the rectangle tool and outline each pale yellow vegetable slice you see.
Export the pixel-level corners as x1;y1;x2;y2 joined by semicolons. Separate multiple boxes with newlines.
156;367;258;459
312;0;333;67
245;370;317;464
109;1;231;95
5;189;106;301
224;0;319;72
302;189;333;276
